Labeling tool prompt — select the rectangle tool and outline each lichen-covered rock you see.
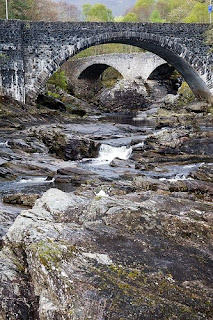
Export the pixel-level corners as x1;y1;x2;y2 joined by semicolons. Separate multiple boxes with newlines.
27;126;100;160
0;166;17;181
143;128;213;157
98;79;149;112
0;188;212;319
189;163;213;183
3;193;39;207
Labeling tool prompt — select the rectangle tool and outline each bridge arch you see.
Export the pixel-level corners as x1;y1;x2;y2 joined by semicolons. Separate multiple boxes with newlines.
27;31;212;103
77;63;123;81
148;63;175;81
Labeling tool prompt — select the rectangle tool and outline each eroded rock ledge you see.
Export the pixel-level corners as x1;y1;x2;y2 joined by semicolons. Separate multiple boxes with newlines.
0;188;212;319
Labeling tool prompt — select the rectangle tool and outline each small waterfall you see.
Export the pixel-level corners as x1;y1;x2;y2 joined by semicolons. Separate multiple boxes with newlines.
0;141;8;148
97;144;132;163
17;177;55;184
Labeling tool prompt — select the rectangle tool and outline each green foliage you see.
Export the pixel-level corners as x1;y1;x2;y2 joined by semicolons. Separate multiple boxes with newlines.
72;44;143;59
47;91;60;99
184;2;209;22
134;0;155;21
121;12;138;22
135;0;155;9
47;70;68;91
101;66;123;88
82;3;113;22
0;0;32;20
150;9;166;22
120;0;210;23
156;0;170;18
177;81;196;106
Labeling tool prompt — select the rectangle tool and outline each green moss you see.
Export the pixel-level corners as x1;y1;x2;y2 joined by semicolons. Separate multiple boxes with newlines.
88;263;212;317
24;22;30;29
176;82;196;106
29;240;76;270
94;195;102;200
0;53;8;58
101;67;123;88
47;70;68;92
47;91;60;99
15;262;26;273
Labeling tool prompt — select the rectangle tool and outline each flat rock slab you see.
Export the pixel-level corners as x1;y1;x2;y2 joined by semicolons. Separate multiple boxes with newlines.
57;167;97;176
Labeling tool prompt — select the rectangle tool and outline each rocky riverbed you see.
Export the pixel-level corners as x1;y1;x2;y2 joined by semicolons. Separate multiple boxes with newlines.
0;95;213;319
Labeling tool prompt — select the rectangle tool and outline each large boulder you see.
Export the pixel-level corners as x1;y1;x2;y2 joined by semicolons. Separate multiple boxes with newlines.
37;95;66;112
98;79;149;112
143;128;213;157
3;193;39;207
0;188;212;319
27;126;100;160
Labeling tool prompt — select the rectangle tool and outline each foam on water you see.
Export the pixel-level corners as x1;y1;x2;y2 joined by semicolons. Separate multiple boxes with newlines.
160;174;193;182
0;141;8;148
96;144;132;163
17;177;55;184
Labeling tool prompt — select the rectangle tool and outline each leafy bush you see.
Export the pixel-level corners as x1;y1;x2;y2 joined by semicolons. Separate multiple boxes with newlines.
47;70;68;91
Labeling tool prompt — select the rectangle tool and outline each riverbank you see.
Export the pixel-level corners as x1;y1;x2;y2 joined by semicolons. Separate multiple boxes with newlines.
0;96;213;319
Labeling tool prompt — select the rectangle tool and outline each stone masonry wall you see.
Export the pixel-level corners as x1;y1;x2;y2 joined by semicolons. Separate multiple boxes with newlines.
0;20;212;103
0;20;25;103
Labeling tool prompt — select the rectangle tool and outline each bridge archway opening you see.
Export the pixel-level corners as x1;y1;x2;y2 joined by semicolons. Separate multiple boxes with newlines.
32;32;212;103
70;62;124;101
148;64;175;81
78;63;111;80
78;63;123;83
147;63;183;94
69;35;211;102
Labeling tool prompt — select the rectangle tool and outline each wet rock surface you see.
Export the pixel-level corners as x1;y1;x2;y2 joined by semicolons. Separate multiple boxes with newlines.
0;97;213;319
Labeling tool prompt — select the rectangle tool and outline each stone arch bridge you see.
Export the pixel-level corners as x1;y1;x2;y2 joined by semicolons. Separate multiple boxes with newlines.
0;20;212;104
63;52;167;83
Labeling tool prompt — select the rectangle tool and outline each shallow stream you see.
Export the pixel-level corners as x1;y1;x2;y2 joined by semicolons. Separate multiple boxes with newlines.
0;112;208;215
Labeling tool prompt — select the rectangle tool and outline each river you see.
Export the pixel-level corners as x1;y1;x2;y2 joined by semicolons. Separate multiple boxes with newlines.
0;95;213;319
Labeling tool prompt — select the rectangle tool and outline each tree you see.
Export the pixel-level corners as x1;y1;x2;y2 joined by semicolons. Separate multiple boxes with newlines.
133;0;155;22
156;0;170;20
57;1;80;22
122;12;138;22
27;0;58;21
167;0;194;22
82;3;114;22
150;9;166;22
82;4;92;19
135;0;155;9
184;2;209;22
7;0;32;20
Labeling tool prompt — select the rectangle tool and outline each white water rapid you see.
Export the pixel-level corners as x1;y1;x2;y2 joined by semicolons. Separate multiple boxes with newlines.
0;141;8;148
96;144;132;163
17;177;55;184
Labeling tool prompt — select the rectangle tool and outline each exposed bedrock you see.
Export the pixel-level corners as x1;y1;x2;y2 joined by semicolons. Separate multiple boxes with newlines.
0;187;212;319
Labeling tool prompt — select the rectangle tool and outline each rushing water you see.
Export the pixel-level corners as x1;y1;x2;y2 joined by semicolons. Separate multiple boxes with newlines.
96;144;132;162
0;141;8;147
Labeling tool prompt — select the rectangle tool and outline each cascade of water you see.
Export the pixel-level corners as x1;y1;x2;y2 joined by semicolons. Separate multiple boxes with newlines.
0;141;8;148
97;144;132;163
17;177;55;184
